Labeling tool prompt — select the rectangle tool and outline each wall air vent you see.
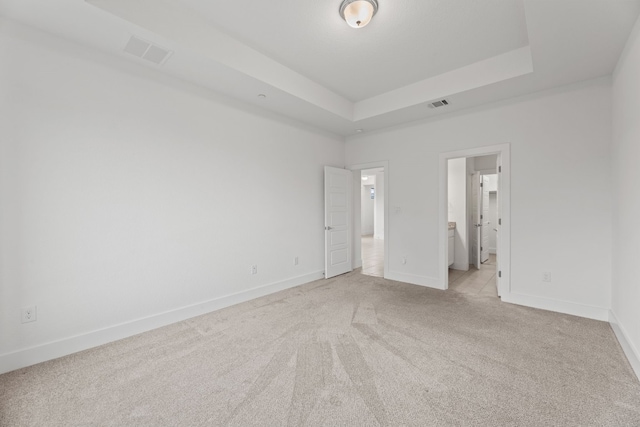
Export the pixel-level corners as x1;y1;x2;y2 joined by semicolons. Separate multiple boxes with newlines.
428;99;450;109
123;36;172;66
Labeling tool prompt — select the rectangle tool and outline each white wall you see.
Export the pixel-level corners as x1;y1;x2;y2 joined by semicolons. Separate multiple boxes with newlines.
0;21;344;372
474;154;497;172
361;184;374;235
611;14;640;377
447;158;468;270
374;171;385;239
346;77;613;319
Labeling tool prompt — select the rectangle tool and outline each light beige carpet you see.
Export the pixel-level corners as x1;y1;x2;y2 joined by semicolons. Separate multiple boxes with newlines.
1;270;639;426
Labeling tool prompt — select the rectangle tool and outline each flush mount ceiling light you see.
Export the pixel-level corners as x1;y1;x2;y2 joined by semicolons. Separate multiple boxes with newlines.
339;0;378;29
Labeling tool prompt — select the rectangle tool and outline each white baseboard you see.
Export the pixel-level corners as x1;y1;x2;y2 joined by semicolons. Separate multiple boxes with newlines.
501;291;609;321
609;310;640;381
385;270;443;290
354;259;363;269
0;270;324;375
489;248;496;254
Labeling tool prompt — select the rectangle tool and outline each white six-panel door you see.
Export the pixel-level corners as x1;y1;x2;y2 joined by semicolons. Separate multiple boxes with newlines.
324;166;352;279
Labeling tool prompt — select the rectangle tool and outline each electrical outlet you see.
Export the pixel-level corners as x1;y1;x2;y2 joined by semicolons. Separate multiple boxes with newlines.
22;306;37;323
251;265;258;275
542;272;552;283
294;256;299;266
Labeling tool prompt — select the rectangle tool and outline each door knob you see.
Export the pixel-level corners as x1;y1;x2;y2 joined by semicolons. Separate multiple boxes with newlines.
325;226;333;230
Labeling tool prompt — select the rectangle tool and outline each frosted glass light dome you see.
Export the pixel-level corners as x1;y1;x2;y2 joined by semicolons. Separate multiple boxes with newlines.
340;0;378;29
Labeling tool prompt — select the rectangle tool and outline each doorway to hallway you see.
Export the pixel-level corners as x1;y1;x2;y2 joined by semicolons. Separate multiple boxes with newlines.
361;235;384;277
360;167;384;277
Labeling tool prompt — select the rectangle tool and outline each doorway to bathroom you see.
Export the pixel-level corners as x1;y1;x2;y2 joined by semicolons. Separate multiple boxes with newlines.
439;144;511;297
448;160;499;297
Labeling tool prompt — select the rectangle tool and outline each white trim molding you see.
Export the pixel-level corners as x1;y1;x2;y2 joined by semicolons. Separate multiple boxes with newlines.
501;292;609;321
0;270;324;375
609;310;640;381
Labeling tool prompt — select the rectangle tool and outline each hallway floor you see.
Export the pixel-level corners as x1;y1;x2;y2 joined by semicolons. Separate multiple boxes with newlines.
361;235;384;277
449;254;498;298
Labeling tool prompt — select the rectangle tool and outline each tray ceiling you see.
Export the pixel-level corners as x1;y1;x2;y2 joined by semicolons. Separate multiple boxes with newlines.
1;0;639;136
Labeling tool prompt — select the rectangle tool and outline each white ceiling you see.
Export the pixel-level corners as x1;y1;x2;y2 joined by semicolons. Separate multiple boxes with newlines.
177;0;530;102
1;0;639;136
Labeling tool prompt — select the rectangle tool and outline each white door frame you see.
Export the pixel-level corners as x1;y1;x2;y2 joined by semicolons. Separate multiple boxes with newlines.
347;161;389;278
439;144;510;295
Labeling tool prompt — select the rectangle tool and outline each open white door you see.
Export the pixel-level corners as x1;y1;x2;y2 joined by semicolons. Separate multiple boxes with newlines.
471;172;481;269
324;166;352;279
481;175;491;263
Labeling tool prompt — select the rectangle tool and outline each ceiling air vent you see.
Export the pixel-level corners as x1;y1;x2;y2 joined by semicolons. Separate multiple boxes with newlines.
428;99;450;109
123;36;173;66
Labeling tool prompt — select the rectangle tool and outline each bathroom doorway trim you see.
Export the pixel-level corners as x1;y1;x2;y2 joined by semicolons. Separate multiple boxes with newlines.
439;143;511;296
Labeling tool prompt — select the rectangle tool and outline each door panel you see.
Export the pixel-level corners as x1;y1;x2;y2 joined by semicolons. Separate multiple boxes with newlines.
481;175;491;263
325;166;352;278
329;192;346;208
330;212;347;226
330;230;348;245
330;248;348;265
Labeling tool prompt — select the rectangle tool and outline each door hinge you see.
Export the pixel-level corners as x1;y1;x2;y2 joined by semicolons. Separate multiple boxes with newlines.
480;214;483;219
498;271;502;278
480;182;483;187
498;166;502;173
498;218;501;225
481;246;483;251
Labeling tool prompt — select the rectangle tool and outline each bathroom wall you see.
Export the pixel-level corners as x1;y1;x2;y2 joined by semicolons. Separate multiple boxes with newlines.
447;158;468;270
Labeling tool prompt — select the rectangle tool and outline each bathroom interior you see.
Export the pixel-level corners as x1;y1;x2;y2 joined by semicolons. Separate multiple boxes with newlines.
447;155;499;297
